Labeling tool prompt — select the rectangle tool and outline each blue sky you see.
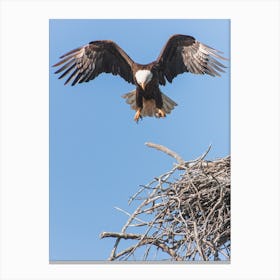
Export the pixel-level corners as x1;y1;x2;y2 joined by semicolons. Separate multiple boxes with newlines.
49;19;230;261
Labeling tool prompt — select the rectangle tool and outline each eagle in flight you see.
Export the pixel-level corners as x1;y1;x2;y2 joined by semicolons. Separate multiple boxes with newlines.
53;34;227;122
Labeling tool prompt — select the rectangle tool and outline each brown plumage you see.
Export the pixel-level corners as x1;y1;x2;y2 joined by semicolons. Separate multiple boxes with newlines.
53;34;227;122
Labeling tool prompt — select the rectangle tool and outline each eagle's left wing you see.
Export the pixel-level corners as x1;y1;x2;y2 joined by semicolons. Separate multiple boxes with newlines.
52;40;135;86
156;34;227;85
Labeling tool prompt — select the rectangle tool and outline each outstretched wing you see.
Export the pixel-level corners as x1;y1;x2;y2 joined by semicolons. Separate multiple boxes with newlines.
53;40;135;86
156;34;227;85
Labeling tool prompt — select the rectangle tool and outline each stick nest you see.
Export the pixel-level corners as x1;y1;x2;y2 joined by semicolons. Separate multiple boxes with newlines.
100;143;230;261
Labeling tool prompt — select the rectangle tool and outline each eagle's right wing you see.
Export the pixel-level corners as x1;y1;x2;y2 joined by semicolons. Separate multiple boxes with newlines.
53;40;135;86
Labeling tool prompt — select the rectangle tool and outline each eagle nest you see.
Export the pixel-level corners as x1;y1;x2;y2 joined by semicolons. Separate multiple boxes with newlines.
100;143;230;261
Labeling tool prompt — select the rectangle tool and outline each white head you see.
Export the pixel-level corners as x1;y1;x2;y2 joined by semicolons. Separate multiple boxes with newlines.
135;70;153;90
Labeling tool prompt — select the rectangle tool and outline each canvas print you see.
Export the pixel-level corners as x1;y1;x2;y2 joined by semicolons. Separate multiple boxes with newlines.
49;19;230;262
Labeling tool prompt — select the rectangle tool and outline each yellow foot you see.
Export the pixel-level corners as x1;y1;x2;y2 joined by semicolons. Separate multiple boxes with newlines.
134;109;142;123
156;108;166;118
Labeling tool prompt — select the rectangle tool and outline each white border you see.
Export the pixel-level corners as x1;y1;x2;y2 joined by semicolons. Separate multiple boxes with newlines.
1;0;279;279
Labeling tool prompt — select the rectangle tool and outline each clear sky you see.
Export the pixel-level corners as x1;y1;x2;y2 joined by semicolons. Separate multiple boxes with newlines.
49;19;230;261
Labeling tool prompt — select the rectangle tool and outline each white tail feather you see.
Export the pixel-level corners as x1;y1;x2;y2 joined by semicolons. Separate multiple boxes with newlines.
122;90;177;118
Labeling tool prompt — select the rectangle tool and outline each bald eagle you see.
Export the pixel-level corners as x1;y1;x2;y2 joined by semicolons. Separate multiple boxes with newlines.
53;34;227;122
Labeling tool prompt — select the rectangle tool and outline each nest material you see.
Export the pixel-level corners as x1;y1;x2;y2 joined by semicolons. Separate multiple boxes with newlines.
100;143;230;261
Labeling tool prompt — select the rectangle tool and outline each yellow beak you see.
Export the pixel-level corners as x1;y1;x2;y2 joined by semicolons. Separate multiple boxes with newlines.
140;82;146;90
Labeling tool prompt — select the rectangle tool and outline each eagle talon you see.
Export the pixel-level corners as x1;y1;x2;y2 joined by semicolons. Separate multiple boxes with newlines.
156;109;166;118
134;109;142;123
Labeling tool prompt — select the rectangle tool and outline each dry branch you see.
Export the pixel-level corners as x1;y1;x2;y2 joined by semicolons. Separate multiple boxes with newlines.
145;142;185;166
100;144;230;261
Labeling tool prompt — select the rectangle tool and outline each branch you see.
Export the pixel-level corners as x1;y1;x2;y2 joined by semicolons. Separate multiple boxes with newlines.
145;142;185;166
100;232;183;261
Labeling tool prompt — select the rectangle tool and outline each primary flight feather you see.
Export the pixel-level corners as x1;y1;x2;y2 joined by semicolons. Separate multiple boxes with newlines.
53;34;227;122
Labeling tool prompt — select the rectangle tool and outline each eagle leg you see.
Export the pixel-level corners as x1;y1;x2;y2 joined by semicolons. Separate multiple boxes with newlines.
134;108;142;123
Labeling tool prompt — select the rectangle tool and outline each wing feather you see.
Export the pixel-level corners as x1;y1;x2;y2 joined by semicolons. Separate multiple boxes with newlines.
156;34;227;84
54;59;75;74
57;64;76;80
53;40;135;86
